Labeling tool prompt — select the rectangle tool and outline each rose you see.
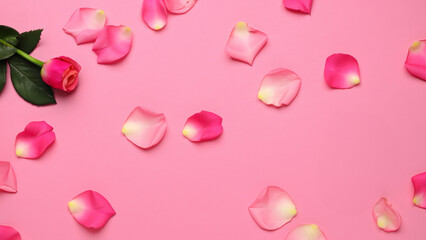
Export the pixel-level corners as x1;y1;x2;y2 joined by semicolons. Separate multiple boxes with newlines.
41;56;81;92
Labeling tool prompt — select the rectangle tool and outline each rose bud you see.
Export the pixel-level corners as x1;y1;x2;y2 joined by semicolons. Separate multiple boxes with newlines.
41;56;81;92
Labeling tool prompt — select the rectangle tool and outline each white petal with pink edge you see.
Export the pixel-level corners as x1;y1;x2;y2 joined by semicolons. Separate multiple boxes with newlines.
15;121;55;159
286;224;327;240
63;8;107;44
0;162;17;193
372;197;401;232
92;25;133;64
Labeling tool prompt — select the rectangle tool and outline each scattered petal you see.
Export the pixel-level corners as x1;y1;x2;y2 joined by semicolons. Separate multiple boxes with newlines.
15;121;55;159
182;111;223;142
226;22;268;65
92;25;133;64
372;197;401;232
412;172;426;208
286;224;327;240
164;0;197;14
0;225;21;240
405;40;426;81
142;0;168;30
122;107;167;149
63;8;107;45
249;186;297;230
324;53;360;89
283;0;313;14
258;68;301;107
68;190;116;229
0;162;17;193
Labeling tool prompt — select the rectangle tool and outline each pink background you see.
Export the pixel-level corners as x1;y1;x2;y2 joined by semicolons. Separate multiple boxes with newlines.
1;0;426;239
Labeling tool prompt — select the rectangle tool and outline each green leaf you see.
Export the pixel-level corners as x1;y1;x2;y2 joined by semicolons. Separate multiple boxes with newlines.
0;25;20;60
0;60;6;93
16;29;43;54
0;44;16;60
9;55;56;106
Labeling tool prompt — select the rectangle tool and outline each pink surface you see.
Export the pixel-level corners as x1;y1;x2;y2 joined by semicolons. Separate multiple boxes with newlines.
0;0;426;239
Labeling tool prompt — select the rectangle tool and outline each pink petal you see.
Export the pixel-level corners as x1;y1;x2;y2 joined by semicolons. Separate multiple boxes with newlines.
0;225;21;240
286;224;327;240
324;53;360;89
258;68;302;107
226;22;268;66
249;186;297;230
0;162;17;193
412;172;426;208
164;0;197;14
182;111;223;142
122;107;167;149
63;8;107;45
142;0;168;30
15;121;55;159
405;40;426;81
283;0;313;14
68;190;116;229
372;197;401;232
92;25;133;64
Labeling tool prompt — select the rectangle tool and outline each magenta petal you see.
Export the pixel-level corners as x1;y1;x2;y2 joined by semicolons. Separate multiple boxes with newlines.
249;186;297;230
68;190;116;229
63;8;107;45
283;0;312;14
405;40;426;81
183;111;223;142
164;0;197;14
142;0;168;30
324;53;360;89
15;121;55;159
258;68;301;107
122;107;167;149
0;225;21;240
286;224;327;240
92;25;133;64
226;22;268;66
0;162;17;193
372;197;401;232
412;172;426;208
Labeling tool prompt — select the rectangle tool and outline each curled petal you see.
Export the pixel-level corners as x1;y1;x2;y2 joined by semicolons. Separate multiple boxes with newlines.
249;186;297;230
226;22;268;65
0;162;17;193
405;40;426;81
283;0;313;14
15;121;55;159
372;197;401;232
0;225;21;240
183;111;223;142
286;224;327;240
68;190;116;229
92;25;133;64
63;8;107;45
412;172;426;208
142;0;168;30
122;107;167;149
258;68;301;107
324;53;360;89
164;0;197;14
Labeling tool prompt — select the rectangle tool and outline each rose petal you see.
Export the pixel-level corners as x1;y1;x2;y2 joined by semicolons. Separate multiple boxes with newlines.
258;68;302;107
412;172;426;208
405;40;426;81
92;25;133;64
324;53;360;89
182;111;223;142
372;197;401;232
68;190;116;229
0;162;17;193
63;8;107;45
249;186;297;230
286;224;327;240
0;225;21;240
15;121;55;159
283;0;313;14
122;107;167;149
164;0;197;14
226;22;268;66
142;0;168;30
